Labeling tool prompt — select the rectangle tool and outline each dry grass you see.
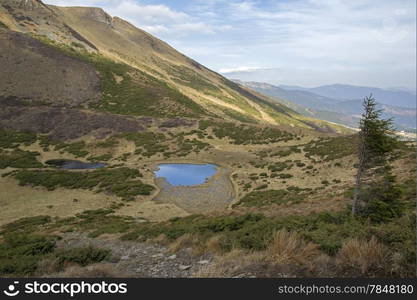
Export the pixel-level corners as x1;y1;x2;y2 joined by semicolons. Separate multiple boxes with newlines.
0;176;117;226
336;236;390;276
194;232;408;278
205;235;224;255
266;229;320;265
168;233;200;254
195;230;327;278
45;263;131;278
195;249;266;278
149;233;170;245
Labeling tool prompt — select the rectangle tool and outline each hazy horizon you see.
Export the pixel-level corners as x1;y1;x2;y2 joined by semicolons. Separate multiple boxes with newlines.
226;76;417;92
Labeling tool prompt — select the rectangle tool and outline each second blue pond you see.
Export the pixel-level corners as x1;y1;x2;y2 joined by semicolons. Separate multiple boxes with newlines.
155;164;217;186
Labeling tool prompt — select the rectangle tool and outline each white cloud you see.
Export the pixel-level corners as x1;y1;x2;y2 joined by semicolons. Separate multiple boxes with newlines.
44;0;109;6
44;0;219;37
219;66;268;74
109;1;188;25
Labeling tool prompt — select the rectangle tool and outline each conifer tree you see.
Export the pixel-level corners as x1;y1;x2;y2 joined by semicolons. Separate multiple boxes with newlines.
352;95;400;220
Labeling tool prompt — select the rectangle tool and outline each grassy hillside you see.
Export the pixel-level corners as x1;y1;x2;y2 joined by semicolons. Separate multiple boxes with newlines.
0;0;349;132
0;0;414;279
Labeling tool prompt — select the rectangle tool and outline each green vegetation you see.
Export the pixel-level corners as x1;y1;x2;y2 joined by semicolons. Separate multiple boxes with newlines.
8;167;154;200
270;146;301;157
0;130;37;148
95;138;119;148
268;161;293;172
0;216;110;276
88;153;113;162
59;209;134;238
165;133;211;157
120;132;168;157
54;141;89;158
120;131;211;158
119;209;414;259
33;36;205;118
0;233;56;275
39;137;90;157
166;64;220;92
56;246;110;267
0;149;43;168
0;20;8;29
275;173;293;179
352;96;402;222
304;135;358;161
1;216;51;235
221;108;258;124
2;175;415;276
199;120;295;145
70;41;85;49
236;188;310;207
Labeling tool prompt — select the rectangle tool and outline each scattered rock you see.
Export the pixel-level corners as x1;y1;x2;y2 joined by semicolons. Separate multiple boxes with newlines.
179;265;191;271
198;260;210;265
57;233;212;278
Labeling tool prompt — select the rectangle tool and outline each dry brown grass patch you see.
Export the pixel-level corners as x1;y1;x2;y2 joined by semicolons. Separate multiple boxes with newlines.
205;235;224;255
45;263;131;278
194;249;266;278
336;236;390;275
168;233;201;254
266;229;320;265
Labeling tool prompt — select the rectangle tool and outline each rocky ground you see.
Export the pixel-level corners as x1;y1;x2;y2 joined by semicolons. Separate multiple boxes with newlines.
55;233;212;278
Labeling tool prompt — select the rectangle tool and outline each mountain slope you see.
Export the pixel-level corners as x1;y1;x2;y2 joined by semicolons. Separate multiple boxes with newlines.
0;0;347;134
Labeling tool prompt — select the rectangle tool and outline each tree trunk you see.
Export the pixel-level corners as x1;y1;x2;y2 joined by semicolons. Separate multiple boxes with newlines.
352;164;363;216
352;131;367;216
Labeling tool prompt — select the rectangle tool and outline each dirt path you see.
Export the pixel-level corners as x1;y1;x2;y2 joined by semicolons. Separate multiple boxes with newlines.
56;233;212;278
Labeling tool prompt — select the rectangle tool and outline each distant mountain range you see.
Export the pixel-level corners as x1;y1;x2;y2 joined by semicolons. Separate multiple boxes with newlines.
235;81;416;131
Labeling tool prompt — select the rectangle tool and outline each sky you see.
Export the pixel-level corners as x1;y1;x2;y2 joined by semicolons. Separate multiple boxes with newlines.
44;0;416;90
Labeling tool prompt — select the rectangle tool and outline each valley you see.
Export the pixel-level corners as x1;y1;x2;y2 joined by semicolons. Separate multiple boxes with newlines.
0;0;415;279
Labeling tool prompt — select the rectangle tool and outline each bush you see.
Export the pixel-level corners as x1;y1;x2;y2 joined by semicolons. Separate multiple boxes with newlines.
198;121;295;145
267;229;320;265
0;233;56;276
56;247;110;267
237;189;307;207
0;130;37;148
1;216;51;234
54;141;89;157
0;149;43;168
34;38;205;118
268;161;293;172
9;167;154;200
304;135;358;161
336;237;389;276
358;173;404;223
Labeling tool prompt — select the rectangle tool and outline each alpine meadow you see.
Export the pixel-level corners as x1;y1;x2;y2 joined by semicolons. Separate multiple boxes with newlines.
0;0;415;280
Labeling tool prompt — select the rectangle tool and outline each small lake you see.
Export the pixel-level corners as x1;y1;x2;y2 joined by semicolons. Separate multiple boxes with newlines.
45;159;106;170
155;163;217;186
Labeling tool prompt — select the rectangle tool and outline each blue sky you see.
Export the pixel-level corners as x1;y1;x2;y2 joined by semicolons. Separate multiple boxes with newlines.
44;0;416;89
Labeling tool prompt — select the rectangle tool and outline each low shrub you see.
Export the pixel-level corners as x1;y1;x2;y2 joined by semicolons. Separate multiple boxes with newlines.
0;233;56;276
56;247;110;267
0;149;43;168
0;130;37;148
9;167;154;200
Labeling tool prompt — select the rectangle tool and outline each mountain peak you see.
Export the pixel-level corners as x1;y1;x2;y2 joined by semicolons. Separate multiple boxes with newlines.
6;0;46;10
59;6;113;27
